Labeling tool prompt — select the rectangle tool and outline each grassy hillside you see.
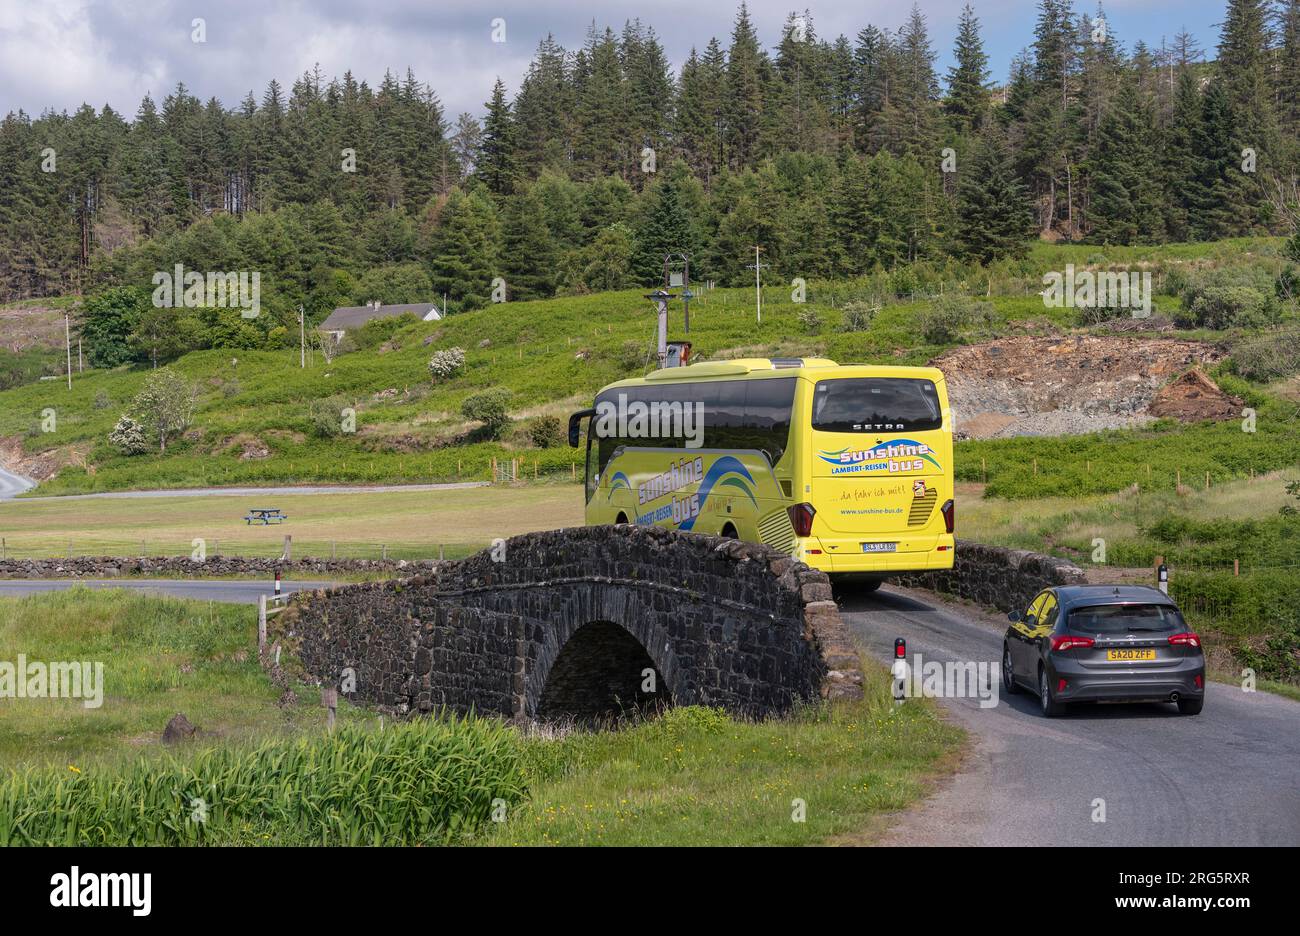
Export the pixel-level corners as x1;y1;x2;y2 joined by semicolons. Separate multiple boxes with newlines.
0;238;1295;496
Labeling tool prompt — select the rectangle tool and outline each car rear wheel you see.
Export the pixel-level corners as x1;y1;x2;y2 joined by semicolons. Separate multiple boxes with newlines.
1002;645;1019;695
1177;696;1204;716
1039;667;1064;717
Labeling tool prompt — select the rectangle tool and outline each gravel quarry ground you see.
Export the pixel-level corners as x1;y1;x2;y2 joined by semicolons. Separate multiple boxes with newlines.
934;336;1238;439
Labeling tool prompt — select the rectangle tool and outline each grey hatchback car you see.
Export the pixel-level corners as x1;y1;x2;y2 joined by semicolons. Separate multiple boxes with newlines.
1002;585;1205;716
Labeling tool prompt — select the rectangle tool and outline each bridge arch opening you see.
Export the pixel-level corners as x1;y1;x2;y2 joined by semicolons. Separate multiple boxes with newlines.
536;621;672;722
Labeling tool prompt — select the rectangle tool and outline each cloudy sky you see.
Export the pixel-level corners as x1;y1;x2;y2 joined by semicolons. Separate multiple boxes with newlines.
0;0;1225;120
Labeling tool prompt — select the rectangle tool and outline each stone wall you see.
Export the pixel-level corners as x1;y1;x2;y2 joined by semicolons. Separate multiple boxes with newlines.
891;539;1087;612
0;556;432;579
272;525;863;721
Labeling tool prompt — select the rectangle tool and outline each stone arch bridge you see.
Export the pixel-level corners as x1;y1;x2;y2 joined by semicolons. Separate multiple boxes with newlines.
273;526;863;721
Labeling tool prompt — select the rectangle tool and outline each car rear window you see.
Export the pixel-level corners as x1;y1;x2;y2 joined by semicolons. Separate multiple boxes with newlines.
811;378;941;433
1066;603;1185;634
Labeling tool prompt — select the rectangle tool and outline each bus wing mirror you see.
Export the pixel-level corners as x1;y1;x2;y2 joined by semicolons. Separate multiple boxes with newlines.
568;408;595;448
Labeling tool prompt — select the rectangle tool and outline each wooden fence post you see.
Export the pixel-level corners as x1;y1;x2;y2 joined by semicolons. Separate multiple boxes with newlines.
322;687;337;731
258;594;267;654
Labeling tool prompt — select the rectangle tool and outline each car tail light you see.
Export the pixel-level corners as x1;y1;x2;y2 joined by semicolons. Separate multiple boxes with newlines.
1194;675;1203;689
1058;678;1068;692
787;502;816;537
1050;635;1095;651
1168;632;1201;649
940;499;955;534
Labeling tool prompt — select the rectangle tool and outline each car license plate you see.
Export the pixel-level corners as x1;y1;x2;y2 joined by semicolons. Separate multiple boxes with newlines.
861;542;897;553
1107;649;1156;661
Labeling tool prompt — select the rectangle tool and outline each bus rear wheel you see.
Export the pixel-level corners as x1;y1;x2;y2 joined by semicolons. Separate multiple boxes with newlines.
720;523;739;539
615;513;629;525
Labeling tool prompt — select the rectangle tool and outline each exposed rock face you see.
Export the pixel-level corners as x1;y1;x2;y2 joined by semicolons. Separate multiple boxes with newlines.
934;336;1224;438
274;525;864;722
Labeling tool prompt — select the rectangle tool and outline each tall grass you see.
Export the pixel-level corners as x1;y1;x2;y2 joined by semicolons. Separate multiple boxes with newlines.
0;714;527;846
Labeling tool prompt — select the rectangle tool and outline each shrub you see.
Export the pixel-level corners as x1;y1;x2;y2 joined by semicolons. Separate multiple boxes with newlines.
1172;268;1282;329
837;301;877;333
797;307;823;334
528;413;565;448
1231;330;1300;382
618;340;650;373
108;415;149;455
128;368;196;453
917;295;995;344
461;387;512;438
1177;285;1280;329
428;347;467;380
308;395;355;438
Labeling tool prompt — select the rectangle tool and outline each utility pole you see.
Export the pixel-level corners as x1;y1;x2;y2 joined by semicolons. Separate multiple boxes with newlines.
298;305;305;368
64;314;72;389
748;246;766;324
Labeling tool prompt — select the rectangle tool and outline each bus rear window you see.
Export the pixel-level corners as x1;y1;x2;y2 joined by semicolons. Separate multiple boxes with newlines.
811;378;941;433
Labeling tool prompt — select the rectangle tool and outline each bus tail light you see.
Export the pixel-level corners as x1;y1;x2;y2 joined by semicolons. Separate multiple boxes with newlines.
787;502;816;537
940;499;955;534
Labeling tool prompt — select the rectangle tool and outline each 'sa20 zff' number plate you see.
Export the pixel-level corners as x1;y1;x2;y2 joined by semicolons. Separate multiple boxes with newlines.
1107;649;1156;661
861;542;898;553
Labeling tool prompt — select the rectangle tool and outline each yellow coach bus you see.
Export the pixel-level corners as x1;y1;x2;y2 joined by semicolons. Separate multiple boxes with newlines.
568;357;954;584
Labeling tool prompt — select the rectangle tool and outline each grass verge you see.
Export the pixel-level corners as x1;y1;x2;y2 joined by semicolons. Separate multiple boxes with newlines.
1;590;962;845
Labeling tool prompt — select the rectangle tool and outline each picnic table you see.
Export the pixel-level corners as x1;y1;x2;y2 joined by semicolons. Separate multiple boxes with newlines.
244;507;288;525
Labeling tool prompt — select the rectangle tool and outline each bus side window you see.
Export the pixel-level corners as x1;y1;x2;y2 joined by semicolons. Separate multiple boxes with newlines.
744;378;795;465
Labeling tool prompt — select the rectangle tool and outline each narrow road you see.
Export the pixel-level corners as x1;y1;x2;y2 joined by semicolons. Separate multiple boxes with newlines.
839;585;1300;846
0;579;336;604
0;466;35;500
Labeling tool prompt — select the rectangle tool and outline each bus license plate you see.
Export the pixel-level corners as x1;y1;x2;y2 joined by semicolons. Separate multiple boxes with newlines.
861;543;897;553
1107;649;1156;661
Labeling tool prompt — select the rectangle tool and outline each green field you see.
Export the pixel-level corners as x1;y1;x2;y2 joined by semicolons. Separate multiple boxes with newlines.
0;485;583;560
0;589;961;845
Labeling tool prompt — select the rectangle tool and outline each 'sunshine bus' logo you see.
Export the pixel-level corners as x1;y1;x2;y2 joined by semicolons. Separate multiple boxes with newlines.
817;440;941;475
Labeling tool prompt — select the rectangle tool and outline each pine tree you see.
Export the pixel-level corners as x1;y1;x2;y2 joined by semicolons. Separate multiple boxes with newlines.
955;130;1033;264
632;172;694;285
852;24;894;153
1189;80;1254;239
575;28;631;179
429;188;501;308
477;79;518;197
888;4;941;156
1087;80;1167;244
1161;68;1203;241
945;5;991;133
723;3;765;169
1215;0;1278;154
500;186;556;300
513;36;573;177
1277;0;1300;142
